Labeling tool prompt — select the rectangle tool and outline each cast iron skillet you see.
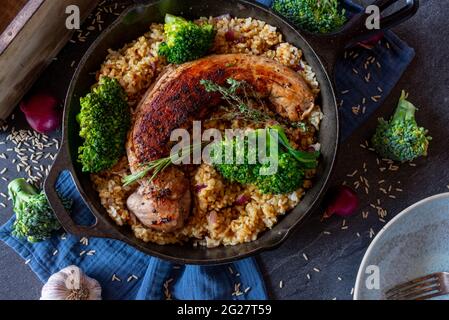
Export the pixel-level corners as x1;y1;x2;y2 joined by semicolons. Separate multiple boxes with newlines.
44;0;418;264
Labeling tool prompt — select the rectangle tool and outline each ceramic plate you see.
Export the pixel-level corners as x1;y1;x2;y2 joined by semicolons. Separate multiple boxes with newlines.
354;193;449;300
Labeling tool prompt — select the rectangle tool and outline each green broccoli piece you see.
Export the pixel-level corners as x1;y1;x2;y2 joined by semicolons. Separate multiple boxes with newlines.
77;77;130;173
158;14;215;64
255;152;304;194
8;178;72;243
269;124;319;169
371;91;431;162
211;136;259;185
211;127;317;194
272;0;347;34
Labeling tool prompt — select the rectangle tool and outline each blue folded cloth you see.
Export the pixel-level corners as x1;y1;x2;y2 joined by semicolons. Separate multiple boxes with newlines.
0;0;414;300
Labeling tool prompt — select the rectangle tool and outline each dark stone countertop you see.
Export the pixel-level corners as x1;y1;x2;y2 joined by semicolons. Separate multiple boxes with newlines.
1;0;448;300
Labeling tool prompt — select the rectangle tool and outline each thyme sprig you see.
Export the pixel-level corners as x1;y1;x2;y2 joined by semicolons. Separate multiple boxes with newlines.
200;78;270;123
122;142;205;186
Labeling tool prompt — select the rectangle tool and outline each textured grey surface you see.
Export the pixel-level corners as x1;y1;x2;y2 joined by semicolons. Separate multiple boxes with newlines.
0;0;448;300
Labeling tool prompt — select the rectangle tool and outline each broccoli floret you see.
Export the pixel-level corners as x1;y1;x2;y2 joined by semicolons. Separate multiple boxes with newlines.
372;91;431;162
272;0;347;34
211;136;259;185
211;127;316;194
158;14;215;64
77;77;130;173
8;178;72;243
255;152;304;194
269;124;319;169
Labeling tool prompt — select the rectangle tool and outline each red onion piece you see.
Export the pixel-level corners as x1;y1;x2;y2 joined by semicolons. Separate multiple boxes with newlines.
20;93;61;133
357;31;385;50
195;184;207;193
323;185;359;219
225;30;236;42
235;194;250;206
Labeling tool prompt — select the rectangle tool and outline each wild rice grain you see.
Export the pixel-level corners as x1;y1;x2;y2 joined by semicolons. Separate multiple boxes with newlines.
112;274;121;282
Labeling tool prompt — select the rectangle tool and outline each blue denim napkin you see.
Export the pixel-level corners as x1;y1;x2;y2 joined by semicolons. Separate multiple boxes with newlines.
0;0;414;300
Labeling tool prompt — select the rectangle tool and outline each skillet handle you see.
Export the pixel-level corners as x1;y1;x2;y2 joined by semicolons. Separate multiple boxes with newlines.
44;144;124;240
302;0;419;77
340;0;419;45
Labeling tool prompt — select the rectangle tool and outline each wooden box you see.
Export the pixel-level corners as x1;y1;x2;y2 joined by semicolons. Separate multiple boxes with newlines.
0;0;99;120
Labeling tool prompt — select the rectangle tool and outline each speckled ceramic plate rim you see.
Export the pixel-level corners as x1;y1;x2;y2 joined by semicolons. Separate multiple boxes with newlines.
353;192;449;300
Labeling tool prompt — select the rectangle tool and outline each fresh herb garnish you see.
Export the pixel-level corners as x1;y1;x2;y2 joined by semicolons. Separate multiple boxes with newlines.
122;143;205;186
200;78;270;123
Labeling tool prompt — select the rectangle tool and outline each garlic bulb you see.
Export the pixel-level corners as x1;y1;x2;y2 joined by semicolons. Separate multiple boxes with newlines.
40;265;102;300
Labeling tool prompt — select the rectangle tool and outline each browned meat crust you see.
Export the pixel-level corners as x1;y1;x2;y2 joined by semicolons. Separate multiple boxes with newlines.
125;53;315;232
128;53;315;168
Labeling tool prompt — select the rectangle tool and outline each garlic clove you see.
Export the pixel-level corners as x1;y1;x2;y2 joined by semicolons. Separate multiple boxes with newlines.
40;265;102;300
